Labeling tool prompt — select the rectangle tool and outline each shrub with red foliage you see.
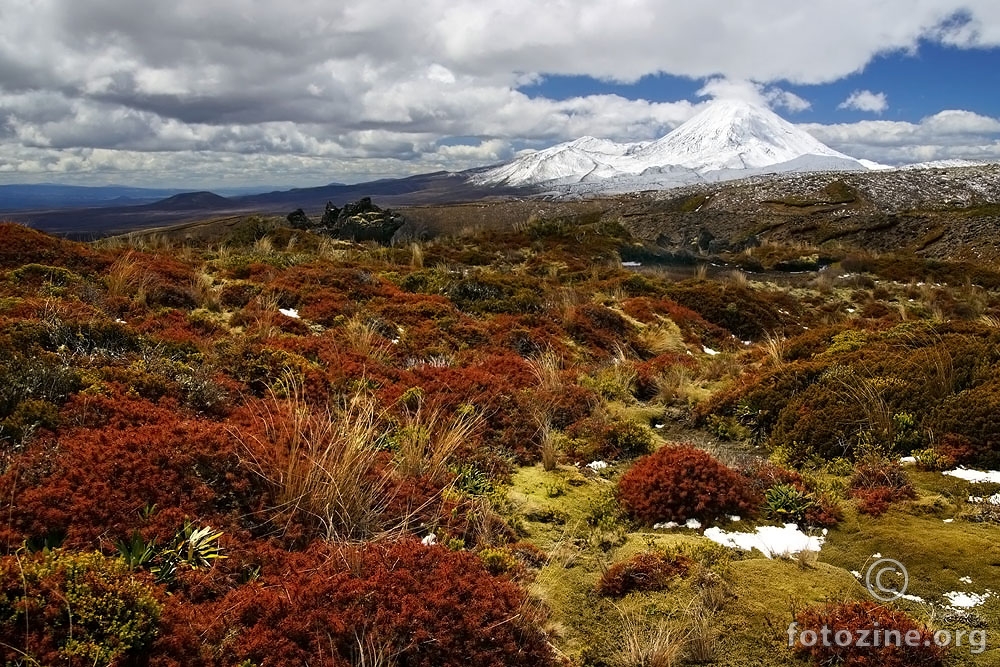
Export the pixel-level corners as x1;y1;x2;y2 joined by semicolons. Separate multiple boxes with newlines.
194;540;554;667
666;281;787;340
565;303;636;352
617;444;760;524
0;223;110;272
597;550;692;597
620;296;730;347
804;491;845;529
793;601;946;667
0;390;266;549
741;458;805;496
634;352;697;399
849;456;916;516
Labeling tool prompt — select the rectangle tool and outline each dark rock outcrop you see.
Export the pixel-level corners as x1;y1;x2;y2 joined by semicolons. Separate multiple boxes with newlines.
319;197;405;245
286;208;314;229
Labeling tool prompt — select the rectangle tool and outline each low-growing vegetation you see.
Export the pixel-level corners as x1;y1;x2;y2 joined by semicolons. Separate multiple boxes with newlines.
1;210;999;666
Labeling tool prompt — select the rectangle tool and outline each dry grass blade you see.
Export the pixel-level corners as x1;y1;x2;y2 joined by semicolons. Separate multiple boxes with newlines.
762;330;786;367
344;315;392;360
105;250;151;301
835;371;893;446
241;375;395;541
349;630;397;667
638;319;686;356
394;401;482;484
190;272;220;310
410;242;424;269
612;604;687;667
538;418;558;472
527;349;563;391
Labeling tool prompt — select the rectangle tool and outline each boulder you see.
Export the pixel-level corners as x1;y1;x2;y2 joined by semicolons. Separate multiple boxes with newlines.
320;197;405;245
286;208;314;229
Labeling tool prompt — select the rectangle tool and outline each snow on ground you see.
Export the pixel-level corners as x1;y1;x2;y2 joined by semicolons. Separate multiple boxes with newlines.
702;346;719;355
943;467;1000;483
944;591;992;609
654;518;703;530
278;308;300;319
703;523;824;559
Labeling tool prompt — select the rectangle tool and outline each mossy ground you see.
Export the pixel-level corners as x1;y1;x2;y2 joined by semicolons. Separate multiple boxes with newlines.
510;460;1000;665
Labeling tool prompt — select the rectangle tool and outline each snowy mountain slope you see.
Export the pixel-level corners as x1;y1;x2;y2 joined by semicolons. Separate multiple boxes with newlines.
632;99;854;172
470;99;873;190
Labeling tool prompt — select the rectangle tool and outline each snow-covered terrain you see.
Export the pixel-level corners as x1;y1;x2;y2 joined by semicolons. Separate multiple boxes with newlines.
900;159;992;170
470;99;875;193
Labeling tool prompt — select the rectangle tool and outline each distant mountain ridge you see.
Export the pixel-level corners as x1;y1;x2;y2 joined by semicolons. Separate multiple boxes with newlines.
470;99;877;193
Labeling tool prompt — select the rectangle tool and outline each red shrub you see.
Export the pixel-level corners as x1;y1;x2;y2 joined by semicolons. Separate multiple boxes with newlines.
0;223;110;272
849;457;915;517
199;540;555;667
597;550;692;597
565;303;636;353
131;308;219;348
741;458;805;496
0;391;266;549
617;444;760;524
804;492;844;528
793;601;946;667
665;282;786;340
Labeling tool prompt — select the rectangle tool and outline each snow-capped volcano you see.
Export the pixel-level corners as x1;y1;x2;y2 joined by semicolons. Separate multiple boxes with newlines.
471;99;872;192
633;99;853;171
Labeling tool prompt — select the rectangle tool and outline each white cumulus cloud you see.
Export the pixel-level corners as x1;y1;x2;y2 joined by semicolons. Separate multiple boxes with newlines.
0;1;998;185
839;90;889;113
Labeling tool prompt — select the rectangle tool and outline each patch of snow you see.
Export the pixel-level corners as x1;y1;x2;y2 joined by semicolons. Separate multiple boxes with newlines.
703;523;823;559
968;494;1000;505
728;515;741;522
114;318;127;324
900;159;991;170
872;553;882;558
899;593;926;603
960;576;974;584
899;456;916;464
654;423;665;429
653;518;703;530
944;518;954;523
858;158;894;170
278;308;300;319
944;468;1000;484
587;460;609;471
944;591;991;609
851;570;862;578
621;261;642;267
421;533;437;546
702;346;719;356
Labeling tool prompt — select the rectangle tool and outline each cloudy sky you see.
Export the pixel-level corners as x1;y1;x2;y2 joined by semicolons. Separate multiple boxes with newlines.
1;1;999;188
